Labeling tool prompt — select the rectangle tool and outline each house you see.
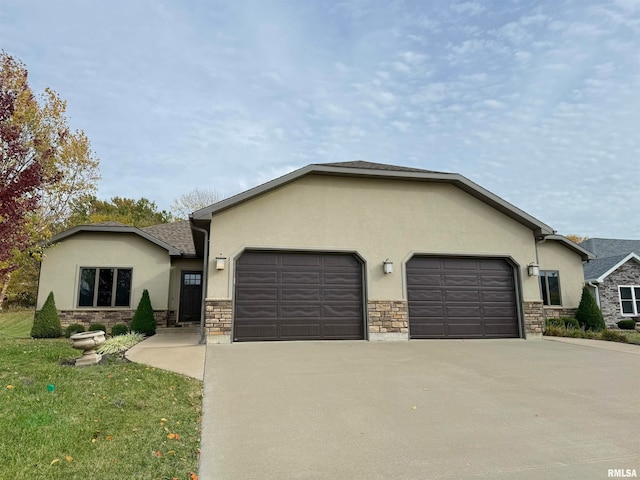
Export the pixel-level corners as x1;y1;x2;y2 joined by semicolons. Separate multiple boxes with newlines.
580;238;640;327
36;161;594;342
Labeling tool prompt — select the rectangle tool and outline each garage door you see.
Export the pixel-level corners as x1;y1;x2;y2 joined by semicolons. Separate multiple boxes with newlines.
234;251;364;341
407;256;519;339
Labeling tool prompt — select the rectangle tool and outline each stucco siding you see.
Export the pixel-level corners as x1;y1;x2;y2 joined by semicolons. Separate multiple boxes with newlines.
207;175;542;303
37;232;171;311
537;240;585;307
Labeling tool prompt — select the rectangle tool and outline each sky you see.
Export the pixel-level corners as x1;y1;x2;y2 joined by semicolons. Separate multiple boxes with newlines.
1;0;639;238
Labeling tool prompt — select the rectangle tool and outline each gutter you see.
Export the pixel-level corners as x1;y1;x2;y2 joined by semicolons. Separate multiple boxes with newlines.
586;280;600;307
190;221;210;345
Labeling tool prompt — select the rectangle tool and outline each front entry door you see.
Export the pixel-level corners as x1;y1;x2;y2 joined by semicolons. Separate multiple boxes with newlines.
179;271;202;323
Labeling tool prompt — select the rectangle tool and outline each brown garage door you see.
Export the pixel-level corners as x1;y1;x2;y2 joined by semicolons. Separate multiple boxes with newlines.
407;256;519;339
234;251;364;341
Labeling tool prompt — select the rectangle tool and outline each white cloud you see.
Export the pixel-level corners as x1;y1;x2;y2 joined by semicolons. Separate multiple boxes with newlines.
450;1;486;16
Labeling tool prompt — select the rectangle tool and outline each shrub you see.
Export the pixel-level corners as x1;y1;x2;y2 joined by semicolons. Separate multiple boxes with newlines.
617;320;637;330
88;323;107;333
130;289;156;336
544;325;567;337
65;323;85;338
600;329;628;343
575;286;605;331
30;292;62;338
96;332;145;355
111;323;129;336
545;318;565;329
561;317;580;329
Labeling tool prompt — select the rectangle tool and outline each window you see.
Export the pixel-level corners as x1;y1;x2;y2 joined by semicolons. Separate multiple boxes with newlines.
78;268;132;307
540;270;561;306
619;286;640;316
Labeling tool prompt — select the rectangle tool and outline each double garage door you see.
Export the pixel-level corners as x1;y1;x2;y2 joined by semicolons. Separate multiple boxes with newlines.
234;251;519;341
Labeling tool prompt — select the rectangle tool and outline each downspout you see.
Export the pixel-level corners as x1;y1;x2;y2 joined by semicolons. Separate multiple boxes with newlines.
587;281;600;308
190;221;209;345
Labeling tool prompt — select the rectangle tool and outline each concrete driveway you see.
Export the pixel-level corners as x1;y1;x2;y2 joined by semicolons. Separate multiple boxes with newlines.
200;340;640;480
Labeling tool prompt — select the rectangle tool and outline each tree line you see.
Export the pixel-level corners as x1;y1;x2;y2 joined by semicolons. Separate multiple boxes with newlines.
0;51;218;309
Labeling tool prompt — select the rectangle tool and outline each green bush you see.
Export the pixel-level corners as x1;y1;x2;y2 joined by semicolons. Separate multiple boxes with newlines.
88;323;107;332
575;286;605;331
617;320;637;330
130;289;156;336
30;292;62;338
545;318;565;329
65;323;85;338
111;323;129;336
600;329;628;343
561;317;580;329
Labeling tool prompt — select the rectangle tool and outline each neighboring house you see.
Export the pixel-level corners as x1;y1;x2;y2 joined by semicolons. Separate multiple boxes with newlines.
37;161;593;342
581;238;640;327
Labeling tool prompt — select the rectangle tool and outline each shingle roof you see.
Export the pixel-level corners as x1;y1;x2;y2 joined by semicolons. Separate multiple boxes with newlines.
85;221;129;227
318;160;443;174
580;238;640;258
141;220;196;256
583;254;629;280
581;238;640;281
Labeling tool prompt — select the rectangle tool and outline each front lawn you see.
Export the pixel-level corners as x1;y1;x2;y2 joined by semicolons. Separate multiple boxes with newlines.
0;308;34;338
0;338;202;480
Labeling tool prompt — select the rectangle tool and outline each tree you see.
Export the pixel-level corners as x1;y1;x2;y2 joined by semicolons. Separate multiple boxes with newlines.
575;285;605;331
566;234;588;244
130;289;156;336
30;291;62;338
66;195;172;228
0;51;100;309
170;188;220;219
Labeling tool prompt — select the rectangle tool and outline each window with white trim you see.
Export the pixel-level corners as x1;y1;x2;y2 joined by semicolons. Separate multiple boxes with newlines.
619;286;640;316
540;270;561;306
78;268;132;307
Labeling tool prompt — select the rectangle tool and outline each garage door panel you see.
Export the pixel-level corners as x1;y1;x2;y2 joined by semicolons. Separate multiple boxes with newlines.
406;274;442;286
282;272;320;284
235;251;364;341
234;324;278;339
235;288;278;301
444;290;480;302
324;288;361;301
281;288;320;301
408;256;519;339
407;288;442;301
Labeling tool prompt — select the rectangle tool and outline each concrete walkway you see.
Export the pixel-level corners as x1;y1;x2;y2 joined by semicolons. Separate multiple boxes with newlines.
125;328;206;380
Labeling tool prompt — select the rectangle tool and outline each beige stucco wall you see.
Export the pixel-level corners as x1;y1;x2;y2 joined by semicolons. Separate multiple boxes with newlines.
168;258;204;312
37;232;171;310
207;174;547;302
537;240;585;307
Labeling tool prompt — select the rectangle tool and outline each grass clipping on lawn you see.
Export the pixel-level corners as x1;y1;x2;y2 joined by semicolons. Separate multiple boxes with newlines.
96;332;145;355
0;338;202;480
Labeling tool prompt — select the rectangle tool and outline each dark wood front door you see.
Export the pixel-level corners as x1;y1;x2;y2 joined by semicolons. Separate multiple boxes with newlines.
179;271;202;323
407;256;519;339
234;251;364;341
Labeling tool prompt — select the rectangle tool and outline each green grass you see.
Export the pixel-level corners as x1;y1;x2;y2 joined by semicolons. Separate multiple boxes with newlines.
620;330;640;345
544;325;640;345
0;309;35;338
0;338;202;479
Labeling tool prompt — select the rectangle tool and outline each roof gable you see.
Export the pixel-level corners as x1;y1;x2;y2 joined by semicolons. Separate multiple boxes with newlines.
191;161;555;236
584;253;640;282
47;223;183;256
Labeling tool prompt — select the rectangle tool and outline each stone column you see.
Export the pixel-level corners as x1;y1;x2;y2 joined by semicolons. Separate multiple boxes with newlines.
205;299;232;344
368;300;409;341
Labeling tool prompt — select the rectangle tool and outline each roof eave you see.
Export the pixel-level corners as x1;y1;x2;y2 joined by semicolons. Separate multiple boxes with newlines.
591;253;640;282
191;165;555;234
46;225;182;256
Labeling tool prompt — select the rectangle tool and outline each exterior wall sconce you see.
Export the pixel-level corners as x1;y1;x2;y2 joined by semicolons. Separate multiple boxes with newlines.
215;257;226;270
383;259;394;274
527;262;540;276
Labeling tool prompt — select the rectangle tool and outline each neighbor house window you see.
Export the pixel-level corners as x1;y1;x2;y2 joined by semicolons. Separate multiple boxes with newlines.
540;270;561;306
619;286;640;316
78;268;132;307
